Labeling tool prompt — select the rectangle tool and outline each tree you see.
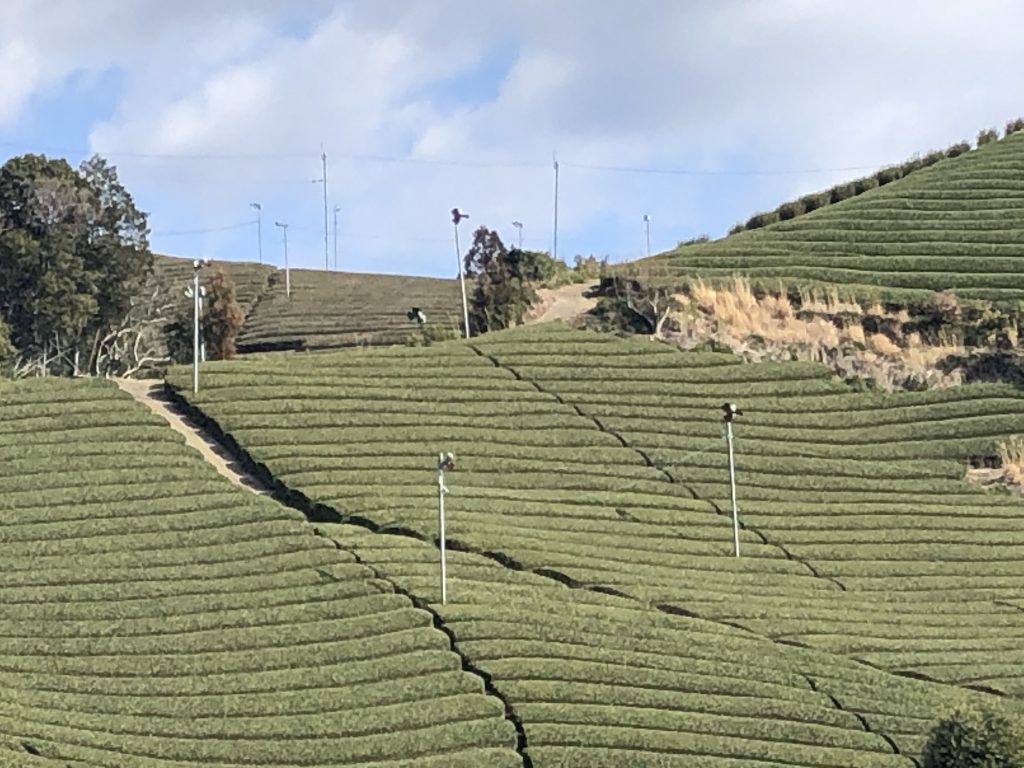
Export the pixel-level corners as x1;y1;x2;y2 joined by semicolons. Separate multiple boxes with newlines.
0;153;152;375
588;271;678;337
922;701;1024;768
202;268;245;360
463;226;540;334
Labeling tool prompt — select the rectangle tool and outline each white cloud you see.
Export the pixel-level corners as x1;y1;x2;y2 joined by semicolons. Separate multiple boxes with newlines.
4;0;1024;272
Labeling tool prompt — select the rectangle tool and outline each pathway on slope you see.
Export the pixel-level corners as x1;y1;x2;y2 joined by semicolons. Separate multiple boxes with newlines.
524;284;597;325
115;378;268;495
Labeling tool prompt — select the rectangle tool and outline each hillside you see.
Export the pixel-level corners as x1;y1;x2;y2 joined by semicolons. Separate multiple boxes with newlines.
167;323;1024;699
0;377;520;766
236;268;462;352
639;131;1024;304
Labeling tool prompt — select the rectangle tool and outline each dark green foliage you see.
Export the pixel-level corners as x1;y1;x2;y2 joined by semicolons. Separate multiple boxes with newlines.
0;153;151;373
946;141;972;158
875;166;903;186
921;701;1024;767
978;128;1000;146
727;222;745;236
464;227;540;334
745;210;780;230
1006;118;1024;136
202;269;245;360
778;201;804;220
572;254;606;281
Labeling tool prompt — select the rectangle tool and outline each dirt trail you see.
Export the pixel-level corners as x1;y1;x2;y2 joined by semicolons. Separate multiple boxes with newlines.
525;284;597;325
116;378;268;495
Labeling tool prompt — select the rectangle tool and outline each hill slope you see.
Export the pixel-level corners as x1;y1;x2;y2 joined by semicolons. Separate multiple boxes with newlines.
640;131;1024;304
0;377;520;766
168;324;1024;699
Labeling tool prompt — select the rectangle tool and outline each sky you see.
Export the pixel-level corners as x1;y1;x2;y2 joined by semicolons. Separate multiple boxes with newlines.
2;0;1024;278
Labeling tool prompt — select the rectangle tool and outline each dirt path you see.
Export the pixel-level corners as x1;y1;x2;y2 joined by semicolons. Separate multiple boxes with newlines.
116;379;268;495
525;284;597;325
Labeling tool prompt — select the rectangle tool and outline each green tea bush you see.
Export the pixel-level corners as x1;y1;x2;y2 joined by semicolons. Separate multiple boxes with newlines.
921;701;1024;768
977;128;1000;146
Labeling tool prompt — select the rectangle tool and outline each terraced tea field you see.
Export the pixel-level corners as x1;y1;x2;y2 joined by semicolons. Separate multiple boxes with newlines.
236;269;462;352
152;254;276;317
169;324;1024;698
0;378;520;766
640;130;1024;304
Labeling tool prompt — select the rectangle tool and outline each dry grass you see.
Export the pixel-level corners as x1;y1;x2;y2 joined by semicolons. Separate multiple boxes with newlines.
669;277;964;390
998;436;1024;486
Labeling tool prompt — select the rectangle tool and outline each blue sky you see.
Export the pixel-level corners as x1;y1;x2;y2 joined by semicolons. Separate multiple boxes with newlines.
3;0;1024;277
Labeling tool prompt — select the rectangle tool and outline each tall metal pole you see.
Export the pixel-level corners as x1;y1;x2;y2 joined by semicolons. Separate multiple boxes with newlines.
250;202;262;264
275;222;290;298
644;214;651;257
333;205;340;271
513;220;523;250
452;208;471;339
438;455;448;605
552;153;559;261
321;149;329;270
726;418;740;557
192;264;200;394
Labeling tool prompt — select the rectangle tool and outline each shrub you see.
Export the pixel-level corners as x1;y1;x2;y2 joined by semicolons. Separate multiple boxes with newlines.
727;223;745;236
1006;117;1024;136
945;141;971;158
745;210;780;230
777;201;804;221
921;150;946;167
798;192;829;213
875;166;902;186
676;235;710;247
829;183;856;204
853;175;879;195
977;128;999;147
202;269;245;360
921;701;1024;768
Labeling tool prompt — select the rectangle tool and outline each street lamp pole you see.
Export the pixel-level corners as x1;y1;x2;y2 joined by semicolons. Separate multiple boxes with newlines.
552;153;560;261
274;222;290;298
250;202;262;264
512;220;523;250
333;205;340;271
721;402;743;557
451;208;471;339
437;452;456;605
191;259;209;394
312;149;329;270
644;214;651;257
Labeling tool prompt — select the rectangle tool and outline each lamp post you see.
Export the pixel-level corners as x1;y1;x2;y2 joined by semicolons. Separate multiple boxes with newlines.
552;153;559;261
333;205;341;271
512;220;523;250
274;221;291;298
190;259;209;394
721;402;743;557
312;149;329;270
451;207;471;339
250;202;262;264
437;452;456;605
643;214;651;257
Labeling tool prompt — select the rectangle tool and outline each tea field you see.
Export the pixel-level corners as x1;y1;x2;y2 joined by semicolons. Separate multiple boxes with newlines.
235;269;462;352
640;130;1024;304
0;378;520;766
169;324;1024;699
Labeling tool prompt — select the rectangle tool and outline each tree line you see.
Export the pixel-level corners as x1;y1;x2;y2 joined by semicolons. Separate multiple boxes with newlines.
0;153;243;377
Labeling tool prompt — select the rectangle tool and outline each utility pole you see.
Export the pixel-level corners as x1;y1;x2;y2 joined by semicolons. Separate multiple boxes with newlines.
644;214;651;257
190;259;208;394
312;148;329;270
552;152;560;261
250;202;262;264
451;207;471;339
333;205;340;271
274;221;290;298
437;452;455;605
722;402;743;557
512;220;523;250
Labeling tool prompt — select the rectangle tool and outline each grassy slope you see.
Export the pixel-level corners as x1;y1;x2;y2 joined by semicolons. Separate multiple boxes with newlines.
167;324;1024;763
235;269;462;352
152;253;276;317
0;378;520;767
638;131;1024;304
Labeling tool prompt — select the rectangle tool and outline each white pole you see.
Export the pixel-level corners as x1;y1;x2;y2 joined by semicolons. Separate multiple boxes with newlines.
333;205;340;271
192;265;200;394
321;149;329;271
276;222;291;298
438;454;448;605
645;214;651;257
199;289;206;363
453;219;470;339
726;419;740;557
251;202;263;264
552;153;559;261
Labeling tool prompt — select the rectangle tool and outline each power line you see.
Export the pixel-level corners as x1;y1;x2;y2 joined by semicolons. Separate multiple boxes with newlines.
0;139;896;177
151;220;256;237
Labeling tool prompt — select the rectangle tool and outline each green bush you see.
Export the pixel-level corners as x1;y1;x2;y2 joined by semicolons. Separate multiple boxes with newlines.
921;701;1024;767
1005;118;1024;136
945;141;971;158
